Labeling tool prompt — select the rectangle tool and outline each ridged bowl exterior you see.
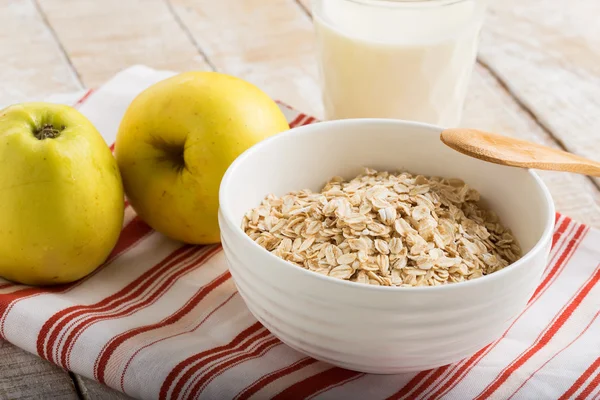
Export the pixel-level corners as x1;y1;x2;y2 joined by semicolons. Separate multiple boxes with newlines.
218;118;555;374
220;214;550;373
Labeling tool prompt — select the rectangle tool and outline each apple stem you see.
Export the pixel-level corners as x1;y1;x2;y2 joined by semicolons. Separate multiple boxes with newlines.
34;124;64;140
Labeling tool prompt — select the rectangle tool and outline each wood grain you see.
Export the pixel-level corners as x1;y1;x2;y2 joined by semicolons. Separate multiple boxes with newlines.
0;340;78;399
36;0;211;88
0;0;81;107
297;0;310;13
167;0;323;117
480;1;600;175
74;375;133;400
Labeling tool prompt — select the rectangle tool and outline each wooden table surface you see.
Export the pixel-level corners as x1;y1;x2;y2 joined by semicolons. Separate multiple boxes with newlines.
1;0;599;398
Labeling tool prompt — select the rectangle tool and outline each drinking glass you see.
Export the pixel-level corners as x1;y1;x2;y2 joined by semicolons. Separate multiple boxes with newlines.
312;0;487;126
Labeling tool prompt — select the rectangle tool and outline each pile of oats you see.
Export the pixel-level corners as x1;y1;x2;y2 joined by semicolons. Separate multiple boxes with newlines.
242;168;521;287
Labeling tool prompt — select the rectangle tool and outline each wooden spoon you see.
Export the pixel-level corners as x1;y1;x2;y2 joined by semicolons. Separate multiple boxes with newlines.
440;128;600;177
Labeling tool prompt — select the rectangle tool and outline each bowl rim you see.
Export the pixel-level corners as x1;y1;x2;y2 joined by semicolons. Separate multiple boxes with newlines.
219;118;556;292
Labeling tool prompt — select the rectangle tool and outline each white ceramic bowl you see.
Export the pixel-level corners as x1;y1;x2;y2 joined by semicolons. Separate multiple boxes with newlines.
218;119;554;374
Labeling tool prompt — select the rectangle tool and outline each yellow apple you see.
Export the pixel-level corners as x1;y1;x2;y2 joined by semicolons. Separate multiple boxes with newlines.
115;71;289;244
0;103;124;285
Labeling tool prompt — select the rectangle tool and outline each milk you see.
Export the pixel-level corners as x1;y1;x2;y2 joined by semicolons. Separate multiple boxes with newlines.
313;0;486;126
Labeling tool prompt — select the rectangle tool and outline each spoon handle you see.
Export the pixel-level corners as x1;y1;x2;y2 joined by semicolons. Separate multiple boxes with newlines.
440;128;600;178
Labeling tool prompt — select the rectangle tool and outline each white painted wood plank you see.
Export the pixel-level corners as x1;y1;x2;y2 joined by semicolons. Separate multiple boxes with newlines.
37;0;211;88
0;0;81;107
74;375;133;400
168;0;323;117
297;0;310;13
0;339;78;399
480;1;600;172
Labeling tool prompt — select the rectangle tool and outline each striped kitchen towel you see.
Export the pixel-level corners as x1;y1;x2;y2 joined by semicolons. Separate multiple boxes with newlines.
1;65;600;400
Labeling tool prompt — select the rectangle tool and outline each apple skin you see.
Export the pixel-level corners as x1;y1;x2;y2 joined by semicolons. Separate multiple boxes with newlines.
115;71;289;244
0;103;124;285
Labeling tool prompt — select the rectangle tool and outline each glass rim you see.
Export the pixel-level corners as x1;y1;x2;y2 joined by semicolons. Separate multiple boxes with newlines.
327;0;471;8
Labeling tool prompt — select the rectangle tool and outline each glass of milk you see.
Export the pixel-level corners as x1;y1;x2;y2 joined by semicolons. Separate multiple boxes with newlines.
312;0;487;126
